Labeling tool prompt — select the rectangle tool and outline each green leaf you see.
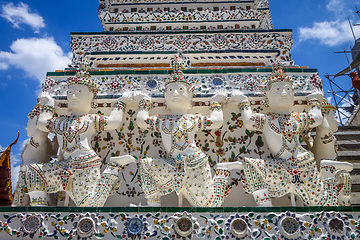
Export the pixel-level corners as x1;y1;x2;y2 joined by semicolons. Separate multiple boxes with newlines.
216;220;223;224
218;228;223;234
3;214;9;219
109;213;115;218
154;212;160;218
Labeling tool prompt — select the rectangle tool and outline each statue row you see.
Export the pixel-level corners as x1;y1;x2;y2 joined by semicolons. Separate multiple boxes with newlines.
12;58;353;208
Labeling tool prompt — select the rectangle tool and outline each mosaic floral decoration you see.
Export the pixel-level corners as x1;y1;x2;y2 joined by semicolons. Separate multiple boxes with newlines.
0;210;359;239
70;33;293;64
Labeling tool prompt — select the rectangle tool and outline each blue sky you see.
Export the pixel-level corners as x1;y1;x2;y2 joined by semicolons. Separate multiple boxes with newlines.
0;0;360;188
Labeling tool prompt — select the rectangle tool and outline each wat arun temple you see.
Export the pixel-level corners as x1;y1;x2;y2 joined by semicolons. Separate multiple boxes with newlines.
0;0;359;239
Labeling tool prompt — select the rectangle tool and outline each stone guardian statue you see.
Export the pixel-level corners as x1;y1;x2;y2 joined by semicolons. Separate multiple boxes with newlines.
12;58;135;207
230;62;352;207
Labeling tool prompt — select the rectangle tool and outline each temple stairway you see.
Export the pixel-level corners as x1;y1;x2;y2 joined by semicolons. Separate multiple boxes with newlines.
335;126;360;205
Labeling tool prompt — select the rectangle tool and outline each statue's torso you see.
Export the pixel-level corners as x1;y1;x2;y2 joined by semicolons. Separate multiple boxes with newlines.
263;112;309;159
158;114;200;158
51;114;96;159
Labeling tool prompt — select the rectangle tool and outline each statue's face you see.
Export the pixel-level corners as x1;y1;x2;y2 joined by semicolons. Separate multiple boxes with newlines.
67;85;93;114
266;82;294;113
164;82;192;114
325;110;339;132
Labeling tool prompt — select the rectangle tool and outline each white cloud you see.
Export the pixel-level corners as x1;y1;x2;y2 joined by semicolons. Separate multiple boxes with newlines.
1;2;45;33
299;20;360;47
298;0;360;47
326;0;344;13
0;37;72;83
0;62;8;70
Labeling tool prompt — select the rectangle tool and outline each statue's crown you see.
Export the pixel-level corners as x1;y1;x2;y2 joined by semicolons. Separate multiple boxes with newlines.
67;57;101;95
165;55;192;88
265;61;293;90
27;104;42;120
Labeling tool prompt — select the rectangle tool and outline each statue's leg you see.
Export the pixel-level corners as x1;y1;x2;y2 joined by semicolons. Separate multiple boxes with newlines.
335;170;352;206
206;162;244;206
317;159;353;206
28;191;48;206
26;164;48;206
318;164;338;206
82;162;123;207
207;168;230;207
320;160;353;172
242;160;273;207
136;157;174;207
145;193;161;207
252;189;273;207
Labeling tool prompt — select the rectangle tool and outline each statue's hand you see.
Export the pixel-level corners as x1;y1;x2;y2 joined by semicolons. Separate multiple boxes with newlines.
132;91;151;103
38;92;55;107
307;88;324;101
210;88;227;104
227;89;248;106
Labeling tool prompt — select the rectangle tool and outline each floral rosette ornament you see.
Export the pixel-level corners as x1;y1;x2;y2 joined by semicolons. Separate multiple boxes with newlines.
139;37;154;50
123;214;150;239
102;37;118;51
247;33;265;49
72;212;102;240
174;36;191;50
242;75;259;92
2;213;56;239
106;77;126;93
18;213;46;238
172;212;199;239
225;212;256;239
213;35;227;49
311;211;352;240
271;211;305;240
